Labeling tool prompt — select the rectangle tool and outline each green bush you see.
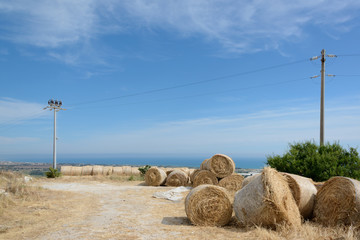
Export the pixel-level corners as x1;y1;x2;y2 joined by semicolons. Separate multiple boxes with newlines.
45;167;62;178
138;165;151;176
267;141;360;182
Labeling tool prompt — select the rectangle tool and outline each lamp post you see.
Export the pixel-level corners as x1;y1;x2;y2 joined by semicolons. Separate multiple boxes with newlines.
44;99;66;169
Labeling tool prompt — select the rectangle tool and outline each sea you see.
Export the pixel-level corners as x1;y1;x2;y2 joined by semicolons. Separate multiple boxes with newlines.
0;154;267;169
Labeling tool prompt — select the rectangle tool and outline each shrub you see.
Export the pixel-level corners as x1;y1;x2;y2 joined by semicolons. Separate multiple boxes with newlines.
267;141;360;182
138;165;151;176
45;167;62;178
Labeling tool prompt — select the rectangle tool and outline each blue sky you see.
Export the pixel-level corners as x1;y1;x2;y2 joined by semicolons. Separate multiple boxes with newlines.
0;1;360;163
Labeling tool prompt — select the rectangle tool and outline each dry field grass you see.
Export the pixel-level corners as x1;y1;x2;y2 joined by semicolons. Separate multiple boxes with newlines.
1;172;360;240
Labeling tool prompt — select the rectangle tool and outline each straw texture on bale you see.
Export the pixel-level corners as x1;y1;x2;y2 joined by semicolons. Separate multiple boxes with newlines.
241;173;260;188
313;181;325;191
201;154;235;178
166;169;174;176
61;166;72;176
102;166;113;176
281;173;317;219
192;170;218;188
92;165;104;176
178;168;190;176
112;167;123;175
131;167;140;176
234;167;301;229
81;166;93;176
71;166;82;176
144;167;167;186
200;159;209;170
122;166;132;175
166;170;189;187
185;185;233;226
190;169;201;183
314;176;360;226
218;173;244;192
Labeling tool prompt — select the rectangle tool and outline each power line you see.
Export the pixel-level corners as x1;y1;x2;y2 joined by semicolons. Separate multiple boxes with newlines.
72;77;310;110
68;58;309;108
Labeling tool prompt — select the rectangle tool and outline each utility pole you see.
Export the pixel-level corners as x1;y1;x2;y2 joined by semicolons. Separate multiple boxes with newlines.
44;99;66;169
310;49;336;146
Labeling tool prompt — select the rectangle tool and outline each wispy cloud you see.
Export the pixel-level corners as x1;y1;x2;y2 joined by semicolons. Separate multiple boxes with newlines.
0;97;47;124
62;100;360;156
1;0;359;57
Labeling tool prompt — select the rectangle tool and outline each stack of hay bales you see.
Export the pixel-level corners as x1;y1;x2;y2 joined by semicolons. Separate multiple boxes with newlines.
314;176;360;226
81;165;93;176
233;167;301;229
185;185;233;226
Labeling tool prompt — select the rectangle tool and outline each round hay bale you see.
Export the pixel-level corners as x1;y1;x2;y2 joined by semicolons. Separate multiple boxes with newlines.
234;167;301;229
241;173;260;188
81;166;93;176
122;166;132;175
185;185;233;226
131;167;140;176
200;159;209;170
314;176;360;226
112;166;123;175
190;169;201;183
60;166;72;176
178;167;190;176
202;154;235;178
218;173;244;192
166;170;189;187
192;170;218;188
71;166;82;176
281;173;317;219
144;167;167;186
166;169;174;176
102;166;113;176
92;165;104;176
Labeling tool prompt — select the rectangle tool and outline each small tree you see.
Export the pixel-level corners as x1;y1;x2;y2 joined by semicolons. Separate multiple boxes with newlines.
138;165;151;176
45;167;62;178
267;141;360;182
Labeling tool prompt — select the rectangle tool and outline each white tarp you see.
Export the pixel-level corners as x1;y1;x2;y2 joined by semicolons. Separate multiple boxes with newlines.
153;186;192;201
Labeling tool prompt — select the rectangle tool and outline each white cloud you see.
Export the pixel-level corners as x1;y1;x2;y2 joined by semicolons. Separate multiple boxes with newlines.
0;97;47;124
1;0;360;55
62;101;360;156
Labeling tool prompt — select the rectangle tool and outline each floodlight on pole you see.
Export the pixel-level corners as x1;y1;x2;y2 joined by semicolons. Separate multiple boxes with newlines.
44;99;66;169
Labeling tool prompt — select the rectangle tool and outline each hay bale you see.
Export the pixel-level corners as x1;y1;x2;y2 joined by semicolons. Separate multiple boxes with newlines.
166;170;189;187
241;173;260;188
192;170;218;188
218;173;244;192
70;166;82;176
81;166;93;176
122;166;132;175
201;154;235;178
92;165;104;176
234;167;301;229
60;166;72;176
200;159;209;170
189;169;201;183
314;176;360;226
131;167;140;176
102;166;113;176
166;169;174;176
185;185;233;226
112;167;123;175
144;167;167;186
281;173;317;219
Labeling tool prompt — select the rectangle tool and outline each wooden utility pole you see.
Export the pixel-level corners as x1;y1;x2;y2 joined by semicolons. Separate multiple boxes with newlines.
310;49;336;146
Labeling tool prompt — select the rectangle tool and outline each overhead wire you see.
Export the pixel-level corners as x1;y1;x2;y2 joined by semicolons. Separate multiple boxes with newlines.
68;58;309;108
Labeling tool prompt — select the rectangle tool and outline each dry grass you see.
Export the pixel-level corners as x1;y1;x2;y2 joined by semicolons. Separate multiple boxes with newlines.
0;171;99;239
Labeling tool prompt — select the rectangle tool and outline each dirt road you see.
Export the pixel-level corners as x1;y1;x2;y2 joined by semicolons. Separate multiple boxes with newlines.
38;180;248;240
